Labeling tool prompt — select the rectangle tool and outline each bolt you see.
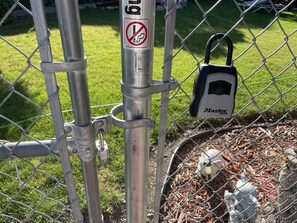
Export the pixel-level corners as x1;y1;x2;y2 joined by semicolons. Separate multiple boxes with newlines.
169;81;179;90
64;125;72;134
96;120;105;128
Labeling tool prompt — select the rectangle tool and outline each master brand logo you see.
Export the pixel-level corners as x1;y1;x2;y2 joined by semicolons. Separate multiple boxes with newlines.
203;108;228;115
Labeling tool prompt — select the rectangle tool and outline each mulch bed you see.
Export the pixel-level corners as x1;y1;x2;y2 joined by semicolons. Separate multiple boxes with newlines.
160;124;297;222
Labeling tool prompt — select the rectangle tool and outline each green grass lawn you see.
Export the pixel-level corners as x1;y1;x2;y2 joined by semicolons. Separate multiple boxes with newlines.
0;0;297;221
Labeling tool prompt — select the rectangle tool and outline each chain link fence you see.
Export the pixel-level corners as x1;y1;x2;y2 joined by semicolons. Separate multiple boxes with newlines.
154;0;297;222
1;0;297;222
0;1;83;222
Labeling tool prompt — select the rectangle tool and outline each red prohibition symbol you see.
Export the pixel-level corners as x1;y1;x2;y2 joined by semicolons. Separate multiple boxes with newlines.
125;21;148;46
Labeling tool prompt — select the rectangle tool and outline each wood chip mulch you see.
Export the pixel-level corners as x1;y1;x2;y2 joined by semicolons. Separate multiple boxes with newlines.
160;124;297;223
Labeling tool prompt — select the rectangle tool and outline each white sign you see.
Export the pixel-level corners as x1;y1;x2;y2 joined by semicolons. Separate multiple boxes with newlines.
122;0;153;49
124;19;149;48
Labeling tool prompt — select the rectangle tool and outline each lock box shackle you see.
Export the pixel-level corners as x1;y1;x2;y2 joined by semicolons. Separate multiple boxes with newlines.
204;33;233;66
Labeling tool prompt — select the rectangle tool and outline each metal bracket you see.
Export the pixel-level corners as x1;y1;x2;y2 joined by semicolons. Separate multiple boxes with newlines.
114;79;178;129
110;104;156;129
121;79;179;98
64;115;112;161
64;115;112;136
61;79;179;159
41;57;87;74
92;115;113;134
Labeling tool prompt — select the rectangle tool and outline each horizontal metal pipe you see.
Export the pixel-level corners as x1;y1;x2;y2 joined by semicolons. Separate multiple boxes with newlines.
0;139;77;160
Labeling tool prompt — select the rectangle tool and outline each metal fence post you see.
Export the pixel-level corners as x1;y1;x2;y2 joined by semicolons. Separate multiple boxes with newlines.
153;0;177;222
30;1;84;222
120;0;156;222
54;0;103;222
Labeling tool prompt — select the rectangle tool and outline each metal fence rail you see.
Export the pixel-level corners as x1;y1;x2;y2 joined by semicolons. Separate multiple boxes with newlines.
154;0;297;222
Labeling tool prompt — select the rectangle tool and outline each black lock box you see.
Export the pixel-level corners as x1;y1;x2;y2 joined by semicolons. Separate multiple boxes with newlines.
190;33;237;118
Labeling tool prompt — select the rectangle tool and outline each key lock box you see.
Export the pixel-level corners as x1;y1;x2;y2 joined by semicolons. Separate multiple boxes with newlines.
190;33;238;118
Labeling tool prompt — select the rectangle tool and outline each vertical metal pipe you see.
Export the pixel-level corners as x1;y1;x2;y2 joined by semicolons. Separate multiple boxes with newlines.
30;1;83;222
120;1;156;222
55;0;90;125
54;1;103;222
153;1;177;222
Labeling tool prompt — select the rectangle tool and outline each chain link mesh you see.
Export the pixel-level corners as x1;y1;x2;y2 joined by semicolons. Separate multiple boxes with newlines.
2;0;297;222
0;1;81;222
154;0;297;222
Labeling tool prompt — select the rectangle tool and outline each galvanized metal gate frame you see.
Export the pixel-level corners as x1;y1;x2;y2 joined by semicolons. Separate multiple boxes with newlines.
1;0;171;222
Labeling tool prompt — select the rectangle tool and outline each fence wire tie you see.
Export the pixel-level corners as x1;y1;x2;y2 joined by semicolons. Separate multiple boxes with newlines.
40;57;87;74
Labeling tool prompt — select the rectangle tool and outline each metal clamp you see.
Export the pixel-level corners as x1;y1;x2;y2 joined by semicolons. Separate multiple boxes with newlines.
41;57;87;74
65;122;96;161
64;115;112;161
65;116;112;136
110;104;156;129
92;115;113;134
121;79;179;98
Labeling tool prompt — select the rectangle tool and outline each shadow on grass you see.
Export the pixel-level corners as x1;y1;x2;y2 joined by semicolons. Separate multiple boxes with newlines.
1;1;296;47
0;77;40;141
0;1;296;138
278;10;297;21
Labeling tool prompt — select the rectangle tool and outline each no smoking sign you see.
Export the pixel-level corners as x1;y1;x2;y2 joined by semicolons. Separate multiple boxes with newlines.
124;19;150;49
